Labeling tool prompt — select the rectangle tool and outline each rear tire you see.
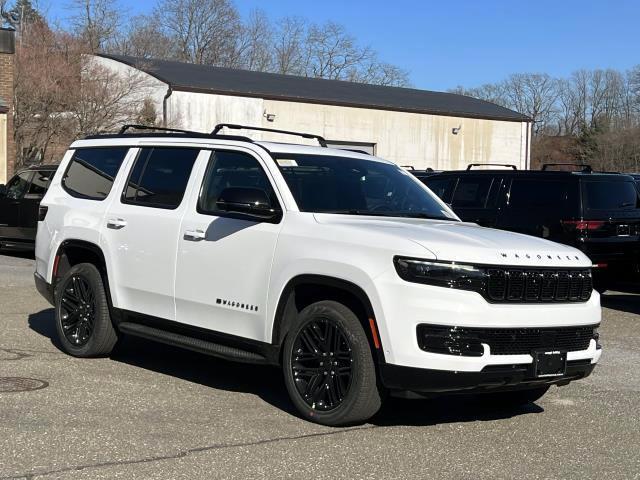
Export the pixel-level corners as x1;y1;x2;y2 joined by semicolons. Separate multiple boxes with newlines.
283;300;382;426
54;262;118;357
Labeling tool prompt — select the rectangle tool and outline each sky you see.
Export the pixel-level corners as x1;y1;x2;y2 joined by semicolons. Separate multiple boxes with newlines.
45;0;640;92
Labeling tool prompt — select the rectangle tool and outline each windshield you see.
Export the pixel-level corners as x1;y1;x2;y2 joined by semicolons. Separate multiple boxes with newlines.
276;154;457;220
582;180;640;211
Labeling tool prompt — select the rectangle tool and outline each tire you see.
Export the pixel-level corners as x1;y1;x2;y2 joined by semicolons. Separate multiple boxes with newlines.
480;386;550;408
54;262;118;357
283;300;382;426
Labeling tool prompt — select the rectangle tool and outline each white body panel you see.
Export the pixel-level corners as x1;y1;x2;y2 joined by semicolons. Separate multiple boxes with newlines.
36;135;601;379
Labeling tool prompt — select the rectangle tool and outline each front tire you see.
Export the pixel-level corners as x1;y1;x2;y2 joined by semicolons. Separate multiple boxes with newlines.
283;300;382;426
54;263;118;357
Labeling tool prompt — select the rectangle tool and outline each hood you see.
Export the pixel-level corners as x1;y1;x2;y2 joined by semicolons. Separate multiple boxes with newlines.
313;214;592;268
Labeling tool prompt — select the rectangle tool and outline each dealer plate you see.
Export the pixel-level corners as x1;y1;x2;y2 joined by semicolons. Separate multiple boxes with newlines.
533;350;567;378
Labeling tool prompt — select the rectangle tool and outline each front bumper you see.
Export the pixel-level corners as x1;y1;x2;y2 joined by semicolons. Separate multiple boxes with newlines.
380;359;596;394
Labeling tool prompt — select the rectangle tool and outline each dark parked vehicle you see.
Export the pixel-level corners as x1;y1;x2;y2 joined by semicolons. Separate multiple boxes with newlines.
419;165;640;288
0;164;58;251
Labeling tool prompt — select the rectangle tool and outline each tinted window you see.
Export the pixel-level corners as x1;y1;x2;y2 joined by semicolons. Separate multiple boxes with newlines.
277;155;455;220
6;172;33;199
509;179;573;208
63;148;129;200
27;170;55;196
582;180;639;211
424;176;456;202
199;151;277;214
123;148;199;209
452;177;493;208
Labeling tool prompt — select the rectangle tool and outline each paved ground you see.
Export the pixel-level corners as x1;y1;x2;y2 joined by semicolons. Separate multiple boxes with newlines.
1;253;639;480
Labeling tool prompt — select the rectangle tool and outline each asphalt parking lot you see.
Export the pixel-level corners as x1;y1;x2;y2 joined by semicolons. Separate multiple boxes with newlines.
1;253;639;480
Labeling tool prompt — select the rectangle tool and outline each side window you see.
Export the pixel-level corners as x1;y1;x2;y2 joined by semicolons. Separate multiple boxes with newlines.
63;147;129;200
509;179;572;209
26;170;55;197
5;172;33;199
423;176;456;202
123;147;199;209
451;176;493;208
199;151;278;214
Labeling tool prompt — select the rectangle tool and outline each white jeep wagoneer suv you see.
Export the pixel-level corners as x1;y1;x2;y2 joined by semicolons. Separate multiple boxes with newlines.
34;124;602;426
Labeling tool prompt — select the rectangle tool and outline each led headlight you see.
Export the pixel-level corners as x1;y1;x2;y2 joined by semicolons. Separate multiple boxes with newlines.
393;257;487;293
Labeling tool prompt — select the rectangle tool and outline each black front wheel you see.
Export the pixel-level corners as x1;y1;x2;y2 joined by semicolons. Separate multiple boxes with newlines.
54;263;118;357
283;300;382;426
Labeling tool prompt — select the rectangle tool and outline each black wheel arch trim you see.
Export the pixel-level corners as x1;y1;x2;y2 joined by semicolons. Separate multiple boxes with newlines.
271;274;385;363
53;239;121;322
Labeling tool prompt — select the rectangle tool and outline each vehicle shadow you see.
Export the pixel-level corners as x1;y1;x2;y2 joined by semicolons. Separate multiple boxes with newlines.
28;308;543;427
0;249;35;260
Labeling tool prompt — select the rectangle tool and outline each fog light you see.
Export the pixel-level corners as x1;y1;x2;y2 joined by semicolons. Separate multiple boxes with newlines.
417;325;484;357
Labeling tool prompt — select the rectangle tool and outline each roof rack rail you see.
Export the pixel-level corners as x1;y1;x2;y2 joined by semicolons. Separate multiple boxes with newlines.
401;165;415;170
118;124;203;135
541;163;592;173
212;123;327;147
466;163;517;170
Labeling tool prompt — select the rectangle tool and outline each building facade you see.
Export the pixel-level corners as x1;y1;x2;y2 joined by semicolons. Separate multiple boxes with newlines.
0;28;15;184
92;54;532;170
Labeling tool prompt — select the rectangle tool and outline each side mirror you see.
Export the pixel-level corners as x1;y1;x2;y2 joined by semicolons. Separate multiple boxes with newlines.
216;187;281;221
0;184;5;196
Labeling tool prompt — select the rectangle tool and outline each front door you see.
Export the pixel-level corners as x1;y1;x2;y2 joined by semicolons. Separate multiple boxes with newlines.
175;149;283;342
0;171;33;241
100;147;203;320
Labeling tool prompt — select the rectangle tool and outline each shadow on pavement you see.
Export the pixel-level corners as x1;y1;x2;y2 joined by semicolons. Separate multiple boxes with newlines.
27;308;543;427
0;249;35;260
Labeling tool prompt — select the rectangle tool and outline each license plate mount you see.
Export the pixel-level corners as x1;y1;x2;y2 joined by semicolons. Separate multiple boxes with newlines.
532;350;567;378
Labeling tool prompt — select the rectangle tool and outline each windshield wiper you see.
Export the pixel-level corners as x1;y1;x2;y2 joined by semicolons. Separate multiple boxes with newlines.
396;212;452;221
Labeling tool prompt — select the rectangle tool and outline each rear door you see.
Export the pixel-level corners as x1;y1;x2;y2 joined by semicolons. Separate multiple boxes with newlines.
449;175;502;227
20;169;56;241
497;176;579;243
0;171;33;241
100;147;203;320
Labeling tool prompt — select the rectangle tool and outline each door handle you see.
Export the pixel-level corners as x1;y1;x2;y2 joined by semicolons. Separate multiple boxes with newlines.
184;229;206;241
106;218;127;229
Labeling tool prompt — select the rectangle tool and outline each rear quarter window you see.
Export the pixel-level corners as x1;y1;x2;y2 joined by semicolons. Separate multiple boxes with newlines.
62;147;129;200
508;178;578;213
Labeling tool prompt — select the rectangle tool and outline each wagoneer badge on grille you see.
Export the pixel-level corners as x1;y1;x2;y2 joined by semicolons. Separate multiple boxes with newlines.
499;252;581;261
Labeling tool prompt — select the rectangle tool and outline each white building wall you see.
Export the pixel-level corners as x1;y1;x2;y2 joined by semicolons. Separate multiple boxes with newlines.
168;91;528;170
90;56;530;170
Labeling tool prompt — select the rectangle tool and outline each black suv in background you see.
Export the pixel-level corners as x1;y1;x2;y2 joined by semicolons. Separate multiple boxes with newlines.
420;165;640;288
0;164;59;251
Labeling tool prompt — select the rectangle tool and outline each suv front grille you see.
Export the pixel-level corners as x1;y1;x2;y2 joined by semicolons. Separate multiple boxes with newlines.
417;324;596;356
487;269;592;303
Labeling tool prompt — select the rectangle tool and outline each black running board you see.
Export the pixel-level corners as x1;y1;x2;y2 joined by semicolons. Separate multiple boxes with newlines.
118;322;268;364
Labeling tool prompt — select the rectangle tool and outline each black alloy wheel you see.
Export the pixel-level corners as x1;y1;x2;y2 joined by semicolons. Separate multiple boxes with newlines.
291;317;353;411
54;262;118;357
59;275;96;346
283;300;382;426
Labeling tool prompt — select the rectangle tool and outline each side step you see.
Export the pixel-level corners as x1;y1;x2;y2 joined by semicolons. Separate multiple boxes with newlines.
118;322;268;364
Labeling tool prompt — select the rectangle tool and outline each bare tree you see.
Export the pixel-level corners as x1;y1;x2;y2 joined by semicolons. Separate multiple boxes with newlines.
231;10;274;71
155;0;240;65
272;16;306;75
107;15;173;59
503;73;559;135
68;0;121;52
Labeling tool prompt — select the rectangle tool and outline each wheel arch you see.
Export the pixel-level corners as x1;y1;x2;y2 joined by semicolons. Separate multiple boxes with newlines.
53;239;119;319
271;274;385;364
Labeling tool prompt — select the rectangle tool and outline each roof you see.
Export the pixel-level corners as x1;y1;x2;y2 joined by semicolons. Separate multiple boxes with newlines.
0;96;7;114
98;54;530;123
427;169;633;179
